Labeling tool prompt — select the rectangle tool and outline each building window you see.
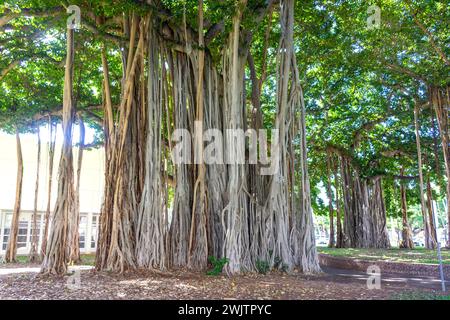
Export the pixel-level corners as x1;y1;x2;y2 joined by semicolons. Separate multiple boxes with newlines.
17;220;28;249
1;215;29;250
0;212;99;253
2;213;12;251
91;215;98;249
79;215;87;250
2;228;9;251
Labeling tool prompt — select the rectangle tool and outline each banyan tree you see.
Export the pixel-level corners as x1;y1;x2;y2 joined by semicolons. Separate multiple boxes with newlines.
3;0;447;278
18;0;322;275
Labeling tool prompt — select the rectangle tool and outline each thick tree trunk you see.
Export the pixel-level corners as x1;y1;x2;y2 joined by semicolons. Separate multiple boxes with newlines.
41;118;56;258
203;57;226;261
135;16;167;270
29;127;41;262
95;45;115;270
414;101;435;249
5;129;23;263
101;15;146;272
287;1;320;272
41;27;76;274
399;168;414;249
221;1;252;273
368;177;390;248
68;115;85;263
265;0;297;272
291;78;321;272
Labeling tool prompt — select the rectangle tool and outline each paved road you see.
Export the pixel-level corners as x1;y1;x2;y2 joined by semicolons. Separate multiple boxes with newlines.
321;266;449;291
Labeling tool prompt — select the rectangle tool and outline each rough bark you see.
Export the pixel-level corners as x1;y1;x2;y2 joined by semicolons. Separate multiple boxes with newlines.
203;57;226;261
89;1;320;275
100;14;146;272
265;0;300;272
135;16;167;270
340;157;390;248
95;45;115;270
221;1;252;273
168;49;194;268
29;126;41;262
41;27;76;274
291;78;321;272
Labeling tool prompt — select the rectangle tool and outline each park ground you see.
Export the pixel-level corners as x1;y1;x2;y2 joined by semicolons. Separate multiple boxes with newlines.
0;249;449;300
317;246;450;265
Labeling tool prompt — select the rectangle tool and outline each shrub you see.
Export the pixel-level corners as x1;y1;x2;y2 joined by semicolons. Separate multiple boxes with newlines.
206;256;229;276
256;260;270;274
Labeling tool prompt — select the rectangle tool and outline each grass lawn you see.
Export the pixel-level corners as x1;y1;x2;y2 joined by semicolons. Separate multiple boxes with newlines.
6;254;96;266
317;246;450;265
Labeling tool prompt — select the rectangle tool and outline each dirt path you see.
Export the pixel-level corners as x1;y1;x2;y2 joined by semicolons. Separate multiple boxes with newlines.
0;264;445;300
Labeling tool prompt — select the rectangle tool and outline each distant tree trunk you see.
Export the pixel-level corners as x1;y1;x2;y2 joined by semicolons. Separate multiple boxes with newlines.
326;152;335;248
425;154;438;245
334;156;344;248
5;129;23;263
293;92;321;271
340;157;389;248
41;27;76;274
431;112;441;176
69;115;84;263
135;16;166;270
29;127;41;262
399;168;414;249
414;101;435;249
41;117;56;259
431;86;450;248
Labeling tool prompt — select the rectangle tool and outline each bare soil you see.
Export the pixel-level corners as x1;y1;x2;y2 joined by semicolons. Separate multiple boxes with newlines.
0;266;442;300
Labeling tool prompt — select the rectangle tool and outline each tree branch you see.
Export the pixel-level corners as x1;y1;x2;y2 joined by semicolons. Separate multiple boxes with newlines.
405;2;450;66
0;7;62;28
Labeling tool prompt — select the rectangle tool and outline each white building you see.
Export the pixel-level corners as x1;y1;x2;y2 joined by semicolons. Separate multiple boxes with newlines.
0;127;104;255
